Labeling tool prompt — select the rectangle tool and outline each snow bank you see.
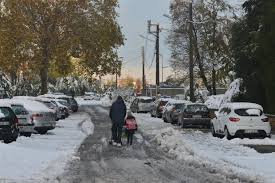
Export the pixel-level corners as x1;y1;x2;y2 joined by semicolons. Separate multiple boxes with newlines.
0;112;93;182
135;113;275;183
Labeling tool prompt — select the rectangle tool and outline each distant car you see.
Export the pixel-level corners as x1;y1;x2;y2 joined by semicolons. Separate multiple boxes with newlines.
0;105;19;143
178;103;211;128
11;99;56;134
162;100;190;124
50;99;69;119
40;94;79;113
211;103;271;140
150;98;170;118
0;100;34;137
130;97;154;113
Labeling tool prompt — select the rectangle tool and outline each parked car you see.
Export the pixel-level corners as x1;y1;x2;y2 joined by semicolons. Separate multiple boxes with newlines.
130;96;154;113
40;94;78;112
178;103;211;128
35;98;60;121
0;100;34;137
0;104;19;143
50;99;69;119
211;103;271;140
162;100;190;124
11;99;56;134
150;98;170;118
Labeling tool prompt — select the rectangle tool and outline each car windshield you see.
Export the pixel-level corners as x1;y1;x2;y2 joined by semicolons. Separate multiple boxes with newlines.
235;108;263;116
11;105;28;115
0;107;14;118
43;102;55;109
59;101;69;107
140;99;153;103
175;103;185;110
186;105;208;113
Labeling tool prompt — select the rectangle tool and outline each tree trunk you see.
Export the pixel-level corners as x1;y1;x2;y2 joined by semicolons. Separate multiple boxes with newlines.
212;66;216;95
193;29;212;92
40;67;48;94
40;41;50;94
10;71;17;86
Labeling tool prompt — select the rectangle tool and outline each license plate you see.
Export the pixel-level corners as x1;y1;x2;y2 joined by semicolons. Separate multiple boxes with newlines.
193;115;202;118
0;122;10;126
19;119;28;124
245;129;258;133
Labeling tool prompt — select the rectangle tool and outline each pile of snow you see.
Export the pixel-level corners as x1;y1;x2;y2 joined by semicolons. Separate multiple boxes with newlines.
220;78;243;106
0;112;93;182
204;94;224;109
135;113;275;183
205;78;243;109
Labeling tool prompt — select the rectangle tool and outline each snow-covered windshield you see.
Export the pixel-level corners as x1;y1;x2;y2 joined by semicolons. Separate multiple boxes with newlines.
235;108;263;116
186;105;208;113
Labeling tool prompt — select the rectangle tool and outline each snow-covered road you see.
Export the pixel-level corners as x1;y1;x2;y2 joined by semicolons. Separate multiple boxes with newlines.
0;112;94;183
135;113;275;183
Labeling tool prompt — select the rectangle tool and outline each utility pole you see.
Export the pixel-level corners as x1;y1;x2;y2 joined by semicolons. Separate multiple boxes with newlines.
148;20;161;96
188;2;195;102
156;24;160;87
142;46;146;95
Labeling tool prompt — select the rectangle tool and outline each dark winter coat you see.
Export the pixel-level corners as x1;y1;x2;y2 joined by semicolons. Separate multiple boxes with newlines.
109;97;126;126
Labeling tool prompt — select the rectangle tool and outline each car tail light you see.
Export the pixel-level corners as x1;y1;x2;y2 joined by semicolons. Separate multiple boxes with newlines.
15;117;19;124
172;107;176;112
32;113;43;118
261;118;269;122
229;117;240;122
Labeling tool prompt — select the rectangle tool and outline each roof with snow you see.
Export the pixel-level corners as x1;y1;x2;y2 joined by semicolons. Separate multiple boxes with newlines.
10;99;52;112
222;102;263;110
168;99;191;104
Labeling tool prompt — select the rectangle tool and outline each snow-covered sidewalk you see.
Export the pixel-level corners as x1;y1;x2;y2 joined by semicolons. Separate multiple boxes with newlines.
135;113;275;183
0;112;94;182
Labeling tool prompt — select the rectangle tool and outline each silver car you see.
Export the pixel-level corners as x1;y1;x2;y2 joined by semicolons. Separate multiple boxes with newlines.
11;99;56;134
130;97;154;113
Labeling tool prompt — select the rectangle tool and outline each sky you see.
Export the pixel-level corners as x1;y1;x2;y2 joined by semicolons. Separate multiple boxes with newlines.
116;0;245;85
117;0;172;84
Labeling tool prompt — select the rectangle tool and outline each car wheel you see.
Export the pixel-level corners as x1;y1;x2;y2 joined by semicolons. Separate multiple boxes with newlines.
225;127;233;140
3;139;14;144
21;132;32;137
181;119;186;128
38;130;48;135
266;135;271;138
211;123;217;137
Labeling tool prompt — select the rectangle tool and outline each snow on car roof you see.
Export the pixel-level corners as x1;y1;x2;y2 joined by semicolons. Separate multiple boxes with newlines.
12;96;36;100
10;99;52;112
157;98;172;102
39;94;72;99
0;99;12;107
137;96;153;100
168;99;191;104
224;102;263;110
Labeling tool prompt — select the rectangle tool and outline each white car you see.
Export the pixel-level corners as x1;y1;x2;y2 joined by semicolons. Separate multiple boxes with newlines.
211;102;271;140
130;96;154;113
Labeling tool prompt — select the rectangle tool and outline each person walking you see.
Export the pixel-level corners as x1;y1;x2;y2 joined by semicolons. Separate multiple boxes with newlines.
124;111;138;146
109;96;126;147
